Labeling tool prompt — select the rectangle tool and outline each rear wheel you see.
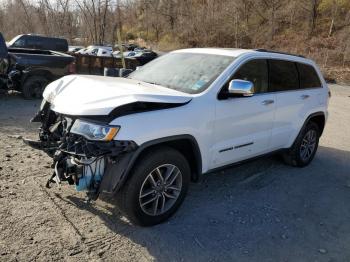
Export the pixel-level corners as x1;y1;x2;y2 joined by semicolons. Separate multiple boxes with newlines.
283;122;320;167
22;76;49;99
115;147;191;226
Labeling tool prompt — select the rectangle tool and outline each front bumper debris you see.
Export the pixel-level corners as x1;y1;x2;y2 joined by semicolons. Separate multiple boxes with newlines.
24;101;138;200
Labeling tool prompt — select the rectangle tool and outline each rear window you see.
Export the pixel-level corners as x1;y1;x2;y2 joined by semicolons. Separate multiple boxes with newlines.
55;39;68;52
297;63;322;89
269;59;299;92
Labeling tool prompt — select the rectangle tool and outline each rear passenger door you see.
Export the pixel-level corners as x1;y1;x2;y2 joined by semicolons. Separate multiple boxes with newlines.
269;59;323;150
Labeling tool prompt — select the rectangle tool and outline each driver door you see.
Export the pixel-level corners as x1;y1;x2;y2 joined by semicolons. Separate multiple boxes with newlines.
210;59;276;169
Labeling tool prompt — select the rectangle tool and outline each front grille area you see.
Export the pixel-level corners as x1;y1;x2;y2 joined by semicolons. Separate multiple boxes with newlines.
59;133;138;158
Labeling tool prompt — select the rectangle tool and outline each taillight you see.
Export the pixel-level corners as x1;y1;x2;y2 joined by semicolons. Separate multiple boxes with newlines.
68;61;76;74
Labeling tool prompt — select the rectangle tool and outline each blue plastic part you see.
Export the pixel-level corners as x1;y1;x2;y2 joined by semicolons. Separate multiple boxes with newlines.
76;174;102;191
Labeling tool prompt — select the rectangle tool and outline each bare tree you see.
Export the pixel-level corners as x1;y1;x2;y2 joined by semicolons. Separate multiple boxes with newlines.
17;0;35;32
302;0;321;37
0;0;350;71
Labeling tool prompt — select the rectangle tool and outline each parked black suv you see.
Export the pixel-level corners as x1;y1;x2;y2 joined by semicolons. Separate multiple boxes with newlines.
7;34;68;52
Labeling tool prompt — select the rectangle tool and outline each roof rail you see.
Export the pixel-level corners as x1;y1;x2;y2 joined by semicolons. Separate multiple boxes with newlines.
255;49;306;58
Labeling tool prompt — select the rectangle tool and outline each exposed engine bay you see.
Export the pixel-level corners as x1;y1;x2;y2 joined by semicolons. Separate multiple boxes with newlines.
24;100;137;200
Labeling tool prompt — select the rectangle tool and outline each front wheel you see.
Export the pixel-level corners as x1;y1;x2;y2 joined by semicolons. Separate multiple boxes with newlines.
115;147;191;226
283;122;320;167
22;76;49;99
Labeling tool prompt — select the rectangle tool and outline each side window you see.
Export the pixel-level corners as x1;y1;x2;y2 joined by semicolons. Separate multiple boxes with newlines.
26;38;36;48
269;59;299;92
27;37;42;49
232;59;268;93
297;63;322;89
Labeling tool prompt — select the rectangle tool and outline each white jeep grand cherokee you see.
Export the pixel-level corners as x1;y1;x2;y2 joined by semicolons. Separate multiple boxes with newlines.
25;48;329;226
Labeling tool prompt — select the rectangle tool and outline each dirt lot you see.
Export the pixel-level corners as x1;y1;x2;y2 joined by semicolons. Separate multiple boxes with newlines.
0;85;350;262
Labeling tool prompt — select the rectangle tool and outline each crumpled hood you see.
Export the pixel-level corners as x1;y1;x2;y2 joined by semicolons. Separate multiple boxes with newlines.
43;75;192;116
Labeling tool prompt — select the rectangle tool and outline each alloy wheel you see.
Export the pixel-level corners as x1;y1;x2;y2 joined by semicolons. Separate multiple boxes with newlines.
300;129;317;162
139;164;182;216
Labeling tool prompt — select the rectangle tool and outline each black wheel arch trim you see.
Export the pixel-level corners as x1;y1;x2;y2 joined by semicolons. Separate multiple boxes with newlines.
302;111;325;132
110;134;202;194
291;111;325;147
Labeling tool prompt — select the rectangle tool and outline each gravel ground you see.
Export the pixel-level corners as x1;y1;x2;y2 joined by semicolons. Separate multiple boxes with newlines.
0;85;349;262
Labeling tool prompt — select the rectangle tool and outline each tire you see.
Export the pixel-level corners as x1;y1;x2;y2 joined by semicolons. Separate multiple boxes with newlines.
22;76;49;99
282;121;320;167
115;146;191;226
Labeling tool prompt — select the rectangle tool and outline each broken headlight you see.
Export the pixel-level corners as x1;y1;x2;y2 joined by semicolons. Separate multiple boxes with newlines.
70;119;120;141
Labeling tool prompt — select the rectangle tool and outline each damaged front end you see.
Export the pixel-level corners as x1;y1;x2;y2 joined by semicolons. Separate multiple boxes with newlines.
24;100;138;200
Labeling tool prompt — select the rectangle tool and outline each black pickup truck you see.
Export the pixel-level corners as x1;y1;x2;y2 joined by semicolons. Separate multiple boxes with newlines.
0;33;75;99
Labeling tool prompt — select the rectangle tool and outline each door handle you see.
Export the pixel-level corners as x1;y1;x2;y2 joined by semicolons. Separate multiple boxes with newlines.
301;94;310;100
262;99;274;105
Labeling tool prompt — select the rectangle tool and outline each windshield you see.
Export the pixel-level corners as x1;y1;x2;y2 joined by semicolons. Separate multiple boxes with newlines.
8;35;22;46
128;52;235;94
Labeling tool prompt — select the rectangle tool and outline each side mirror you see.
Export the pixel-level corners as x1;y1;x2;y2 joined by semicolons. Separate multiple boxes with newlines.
228;79;254;97
0;33;8;59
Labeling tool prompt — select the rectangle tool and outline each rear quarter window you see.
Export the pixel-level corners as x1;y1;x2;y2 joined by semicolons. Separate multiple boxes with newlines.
269;59;299;92
297;63;322;89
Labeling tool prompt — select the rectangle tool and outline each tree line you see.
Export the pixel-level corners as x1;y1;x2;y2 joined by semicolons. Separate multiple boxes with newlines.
1;0;350;69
